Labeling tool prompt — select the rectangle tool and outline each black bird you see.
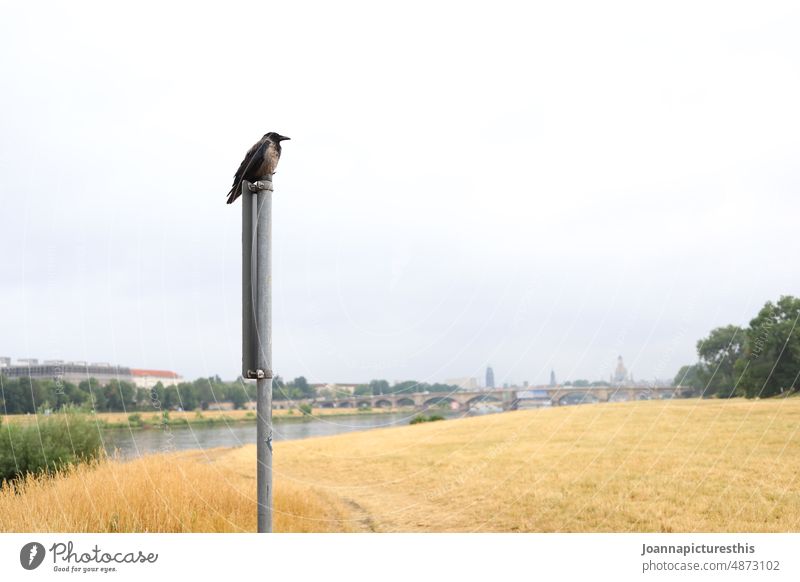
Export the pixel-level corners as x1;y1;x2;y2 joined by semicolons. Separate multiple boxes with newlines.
226;132;290;204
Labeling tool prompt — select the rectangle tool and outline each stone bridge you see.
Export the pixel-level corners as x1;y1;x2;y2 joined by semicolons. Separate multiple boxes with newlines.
273;386;692;411
531;386;693;407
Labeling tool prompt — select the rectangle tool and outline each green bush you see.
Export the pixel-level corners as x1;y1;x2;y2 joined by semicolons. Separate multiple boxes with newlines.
298;403;313;416
0;413;104;482
409;414;446;425
127;413;142;426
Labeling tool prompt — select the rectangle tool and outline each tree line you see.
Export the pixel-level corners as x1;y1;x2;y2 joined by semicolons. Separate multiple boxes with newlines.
350;379;459;396
674;295;800;398
0;376;247;415
0;374;460;415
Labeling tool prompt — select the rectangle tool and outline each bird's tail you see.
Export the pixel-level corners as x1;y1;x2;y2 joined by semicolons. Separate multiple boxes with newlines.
226;183;241;204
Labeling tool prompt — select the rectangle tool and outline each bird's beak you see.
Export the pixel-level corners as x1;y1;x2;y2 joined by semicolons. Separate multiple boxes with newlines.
279;135;291;141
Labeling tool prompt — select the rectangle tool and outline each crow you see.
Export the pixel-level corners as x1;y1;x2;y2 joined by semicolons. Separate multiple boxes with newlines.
226;132;290;204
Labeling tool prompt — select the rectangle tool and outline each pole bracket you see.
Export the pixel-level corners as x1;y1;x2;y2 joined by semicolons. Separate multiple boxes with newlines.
249;180;274;192
246;369;274;380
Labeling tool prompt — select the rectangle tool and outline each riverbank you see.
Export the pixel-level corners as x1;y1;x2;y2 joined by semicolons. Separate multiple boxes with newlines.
2;406;406;429
2;398;799;532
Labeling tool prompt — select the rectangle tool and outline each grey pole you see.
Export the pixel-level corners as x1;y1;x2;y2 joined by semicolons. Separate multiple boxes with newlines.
252;176;274;533
242;183;254;378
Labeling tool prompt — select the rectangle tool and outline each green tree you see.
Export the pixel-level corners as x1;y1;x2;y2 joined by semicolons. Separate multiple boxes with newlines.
695;325;746;397
148;382;167;411
428;382;458;393
292;376;314;398
369;379;390;395
177;384;199;411
0;378;32;414
738;296;800;398
353;384;372;396
57;381;88;409
80;378;107;412
392;380;420;394
229;382;250;409
163;385;182;410
104;380;137;411
673;364;705;390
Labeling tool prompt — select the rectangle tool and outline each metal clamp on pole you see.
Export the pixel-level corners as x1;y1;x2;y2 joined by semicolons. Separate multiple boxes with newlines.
249;179;274;192
245;368;274;380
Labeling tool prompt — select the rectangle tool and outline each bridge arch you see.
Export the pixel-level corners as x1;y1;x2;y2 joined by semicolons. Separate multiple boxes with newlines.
374;399;393;409
356;400;372;409
422;396;460;410
336;401;353;408
636;392;651;401
466;395;502;408
396;398;415;407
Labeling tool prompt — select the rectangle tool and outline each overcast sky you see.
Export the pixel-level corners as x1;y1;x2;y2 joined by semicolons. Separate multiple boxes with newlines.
1;1;798;385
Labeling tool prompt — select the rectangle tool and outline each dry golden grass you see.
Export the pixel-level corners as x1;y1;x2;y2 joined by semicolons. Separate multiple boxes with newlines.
272;398;800;532
0;449;355;532
2;399;799;532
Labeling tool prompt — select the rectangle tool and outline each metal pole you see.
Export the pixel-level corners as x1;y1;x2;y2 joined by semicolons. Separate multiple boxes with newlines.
253;176;273;533
242;183;254;378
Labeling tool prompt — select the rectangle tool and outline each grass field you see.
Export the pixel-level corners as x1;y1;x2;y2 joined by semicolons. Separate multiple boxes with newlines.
2;398;799;532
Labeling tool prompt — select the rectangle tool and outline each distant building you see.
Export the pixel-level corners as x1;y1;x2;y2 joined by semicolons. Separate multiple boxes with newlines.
549;370;557;387
0;359;131;385
611;355;629;385
445;377;479;390
312;383;357;397
0;356;180;388
130;369;182;389
485;366;495;389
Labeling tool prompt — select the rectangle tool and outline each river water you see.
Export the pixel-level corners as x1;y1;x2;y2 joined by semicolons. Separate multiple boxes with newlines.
102;411;471;459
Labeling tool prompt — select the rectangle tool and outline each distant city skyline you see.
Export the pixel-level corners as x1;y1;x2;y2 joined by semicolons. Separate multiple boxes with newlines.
0;353;673;388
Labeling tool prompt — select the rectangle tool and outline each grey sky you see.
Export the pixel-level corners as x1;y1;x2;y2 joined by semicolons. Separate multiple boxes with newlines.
1;2;798;385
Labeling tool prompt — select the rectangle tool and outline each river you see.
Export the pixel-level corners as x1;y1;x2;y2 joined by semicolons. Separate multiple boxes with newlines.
101;410;480;459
